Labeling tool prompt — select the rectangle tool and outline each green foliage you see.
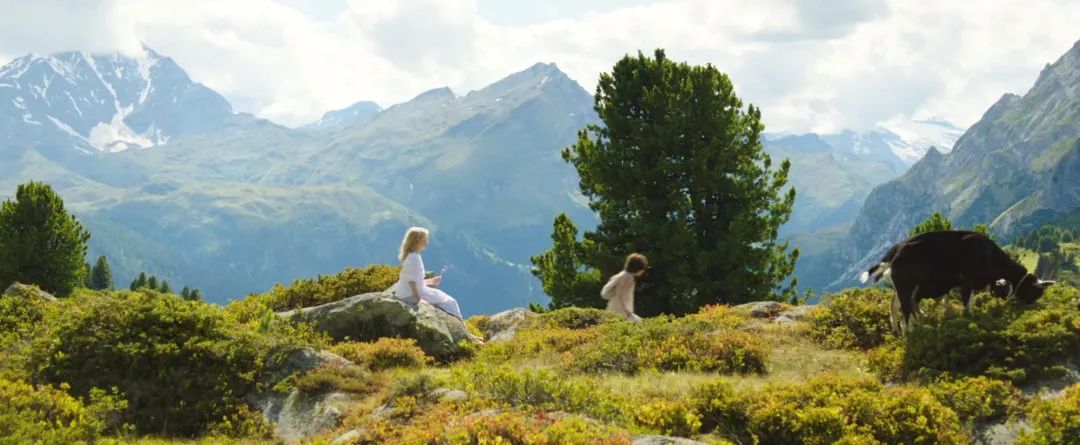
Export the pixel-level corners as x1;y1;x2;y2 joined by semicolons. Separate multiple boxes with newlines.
903;289;1080;383
690;380;749;436
146;275;158;291
159;280;172;294
290;363;375;395
24;289;317;436
807;288;894;350
744;376;968;445
330;338;433;371
926;376;1020;425
89;256;113;290
475;306;766;376
0;181;91;297
188;289;203;301
910;211;953;236
530;213;602;309
453;364;628;422
241;264;399;312
632;399;702;437
0;379;125;444
550;49;796;316
131;272;147;291
1019;382;1080;445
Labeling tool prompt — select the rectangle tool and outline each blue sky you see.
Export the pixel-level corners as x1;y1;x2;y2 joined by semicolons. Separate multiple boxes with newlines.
1;0;1078;133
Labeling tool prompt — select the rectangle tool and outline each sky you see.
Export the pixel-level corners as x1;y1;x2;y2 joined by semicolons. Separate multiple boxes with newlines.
1;0;1078;133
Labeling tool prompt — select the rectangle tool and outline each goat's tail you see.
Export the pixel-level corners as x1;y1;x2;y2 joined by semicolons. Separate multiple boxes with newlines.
860;243;900;284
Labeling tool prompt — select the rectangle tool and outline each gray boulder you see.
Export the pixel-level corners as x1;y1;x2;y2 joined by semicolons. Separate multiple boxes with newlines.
249;348;365;444
3;282;57;301
330;429;363;445
480;307;536;342
633;435;710;445
775;305;816;324
281;292;470;361
735;301;789;319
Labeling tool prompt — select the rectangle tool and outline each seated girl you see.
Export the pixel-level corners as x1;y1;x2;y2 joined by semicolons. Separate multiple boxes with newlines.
395;227;483;343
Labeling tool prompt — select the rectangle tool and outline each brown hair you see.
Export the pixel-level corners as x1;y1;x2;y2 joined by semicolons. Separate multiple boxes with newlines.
624;253;648;273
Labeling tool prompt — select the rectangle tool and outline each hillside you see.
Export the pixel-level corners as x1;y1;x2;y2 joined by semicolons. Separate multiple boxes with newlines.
805;38;1080;291
2;277;1078;444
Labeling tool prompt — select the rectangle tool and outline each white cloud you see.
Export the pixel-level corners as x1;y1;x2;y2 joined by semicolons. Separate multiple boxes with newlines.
0;0;1078;132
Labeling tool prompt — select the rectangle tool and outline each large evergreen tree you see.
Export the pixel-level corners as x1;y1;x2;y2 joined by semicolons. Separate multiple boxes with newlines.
147;276;158;291
538;49;798;316
89;256;113;290
0;182;91;297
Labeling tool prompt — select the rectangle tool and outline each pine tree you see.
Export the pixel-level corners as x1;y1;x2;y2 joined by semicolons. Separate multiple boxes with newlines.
89;256;113;290
159;280;172;294
0;181;91;297
910;212;953;236
147;275;158;291
83;262;92;288
181;286;191;300
530;214;602;309
547;49;797;315
135;272;148;289
188;289;203;301
130;278;138;291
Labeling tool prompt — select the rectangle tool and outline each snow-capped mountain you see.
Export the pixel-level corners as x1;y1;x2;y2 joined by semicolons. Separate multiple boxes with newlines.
765;119;965;173
0;45;244;153
878;118;966;165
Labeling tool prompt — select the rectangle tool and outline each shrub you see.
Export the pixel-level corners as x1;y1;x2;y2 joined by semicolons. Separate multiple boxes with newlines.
690;380;749;435
290;363;376;395
453;364;627;422
927;376;1020;425
632;399;702;437
25;289;317;436
865;341;906;382
1019;382;1080;445
0;379;124;443
330;338;432;371
744;376;968;445
566;314;768;375
807;288;893;350
529;307;624;330
239;264;399;312
903;295;1080;383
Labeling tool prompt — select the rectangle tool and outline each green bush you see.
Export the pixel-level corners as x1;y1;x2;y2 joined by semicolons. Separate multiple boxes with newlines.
566;312;768;375
690;380;749;435
529;306;624;330
453;364;627;423
903;292;1080;383
290;363;375;395
239;264;399;312
632;399;702;437
330;338;432;371
0;379;125;444
25;289;317;436
744;376;968;445
807;288;894;350
1019;382;1080;445
927;376;1020;425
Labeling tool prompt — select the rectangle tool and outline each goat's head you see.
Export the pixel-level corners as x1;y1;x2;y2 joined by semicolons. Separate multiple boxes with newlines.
1014;273;1054;305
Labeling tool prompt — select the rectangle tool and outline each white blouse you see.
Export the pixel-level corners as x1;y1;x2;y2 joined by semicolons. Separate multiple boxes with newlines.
395;252;426;298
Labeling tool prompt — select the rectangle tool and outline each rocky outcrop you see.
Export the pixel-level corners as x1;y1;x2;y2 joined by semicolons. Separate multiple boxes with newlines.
633;435;710;445
249;348;365;444
478;307;537;342
281;292;471;361
3;282;57;301
735;301;789;319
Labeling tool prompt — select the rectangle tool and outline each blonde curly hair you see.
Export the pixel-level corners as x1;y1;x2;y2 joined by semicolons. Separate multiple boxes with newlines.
399;227;430;262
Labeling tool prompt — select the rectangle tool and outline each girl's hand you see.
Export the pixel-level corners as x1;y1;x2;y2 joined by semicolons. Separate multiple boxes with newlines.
426;276;443;287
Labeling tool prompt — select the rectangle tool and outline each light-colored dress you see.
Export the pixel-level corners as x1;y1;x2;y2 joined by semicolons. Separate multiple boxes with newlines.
601;271;641;322
395;252;464;320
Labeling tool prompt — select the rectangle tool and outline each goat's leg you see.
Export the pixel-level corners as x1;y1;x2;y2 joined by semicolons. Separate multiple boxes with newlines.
889;293;901;334
961;288;974;316
904;285;920;335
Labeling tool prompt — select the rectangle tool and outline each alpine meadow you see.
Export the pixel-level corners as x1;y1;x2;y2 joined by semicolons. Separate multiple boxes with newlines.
2;2;1080;444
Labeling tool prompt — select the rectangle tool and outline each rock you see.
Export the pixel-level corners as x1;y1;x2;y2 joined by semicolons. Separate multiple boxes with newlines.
775;305;816;323
633;435;710;445
735;301;789;319
974;420;1031;445
480;307;537;342
432;388;469;402
330;429;362;445
249;348;365;444
281;292;471;361
3;282;57;301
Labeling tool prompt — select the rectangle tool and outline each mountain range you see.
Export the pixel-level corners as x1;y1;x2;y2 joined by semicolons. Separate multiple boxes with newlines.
801;38;1080;292
0;46;968;313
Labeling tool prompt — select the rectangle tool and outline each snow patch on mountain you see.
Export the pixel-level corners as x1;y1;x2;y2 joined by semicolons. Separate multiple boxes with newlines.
879;117;965;164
